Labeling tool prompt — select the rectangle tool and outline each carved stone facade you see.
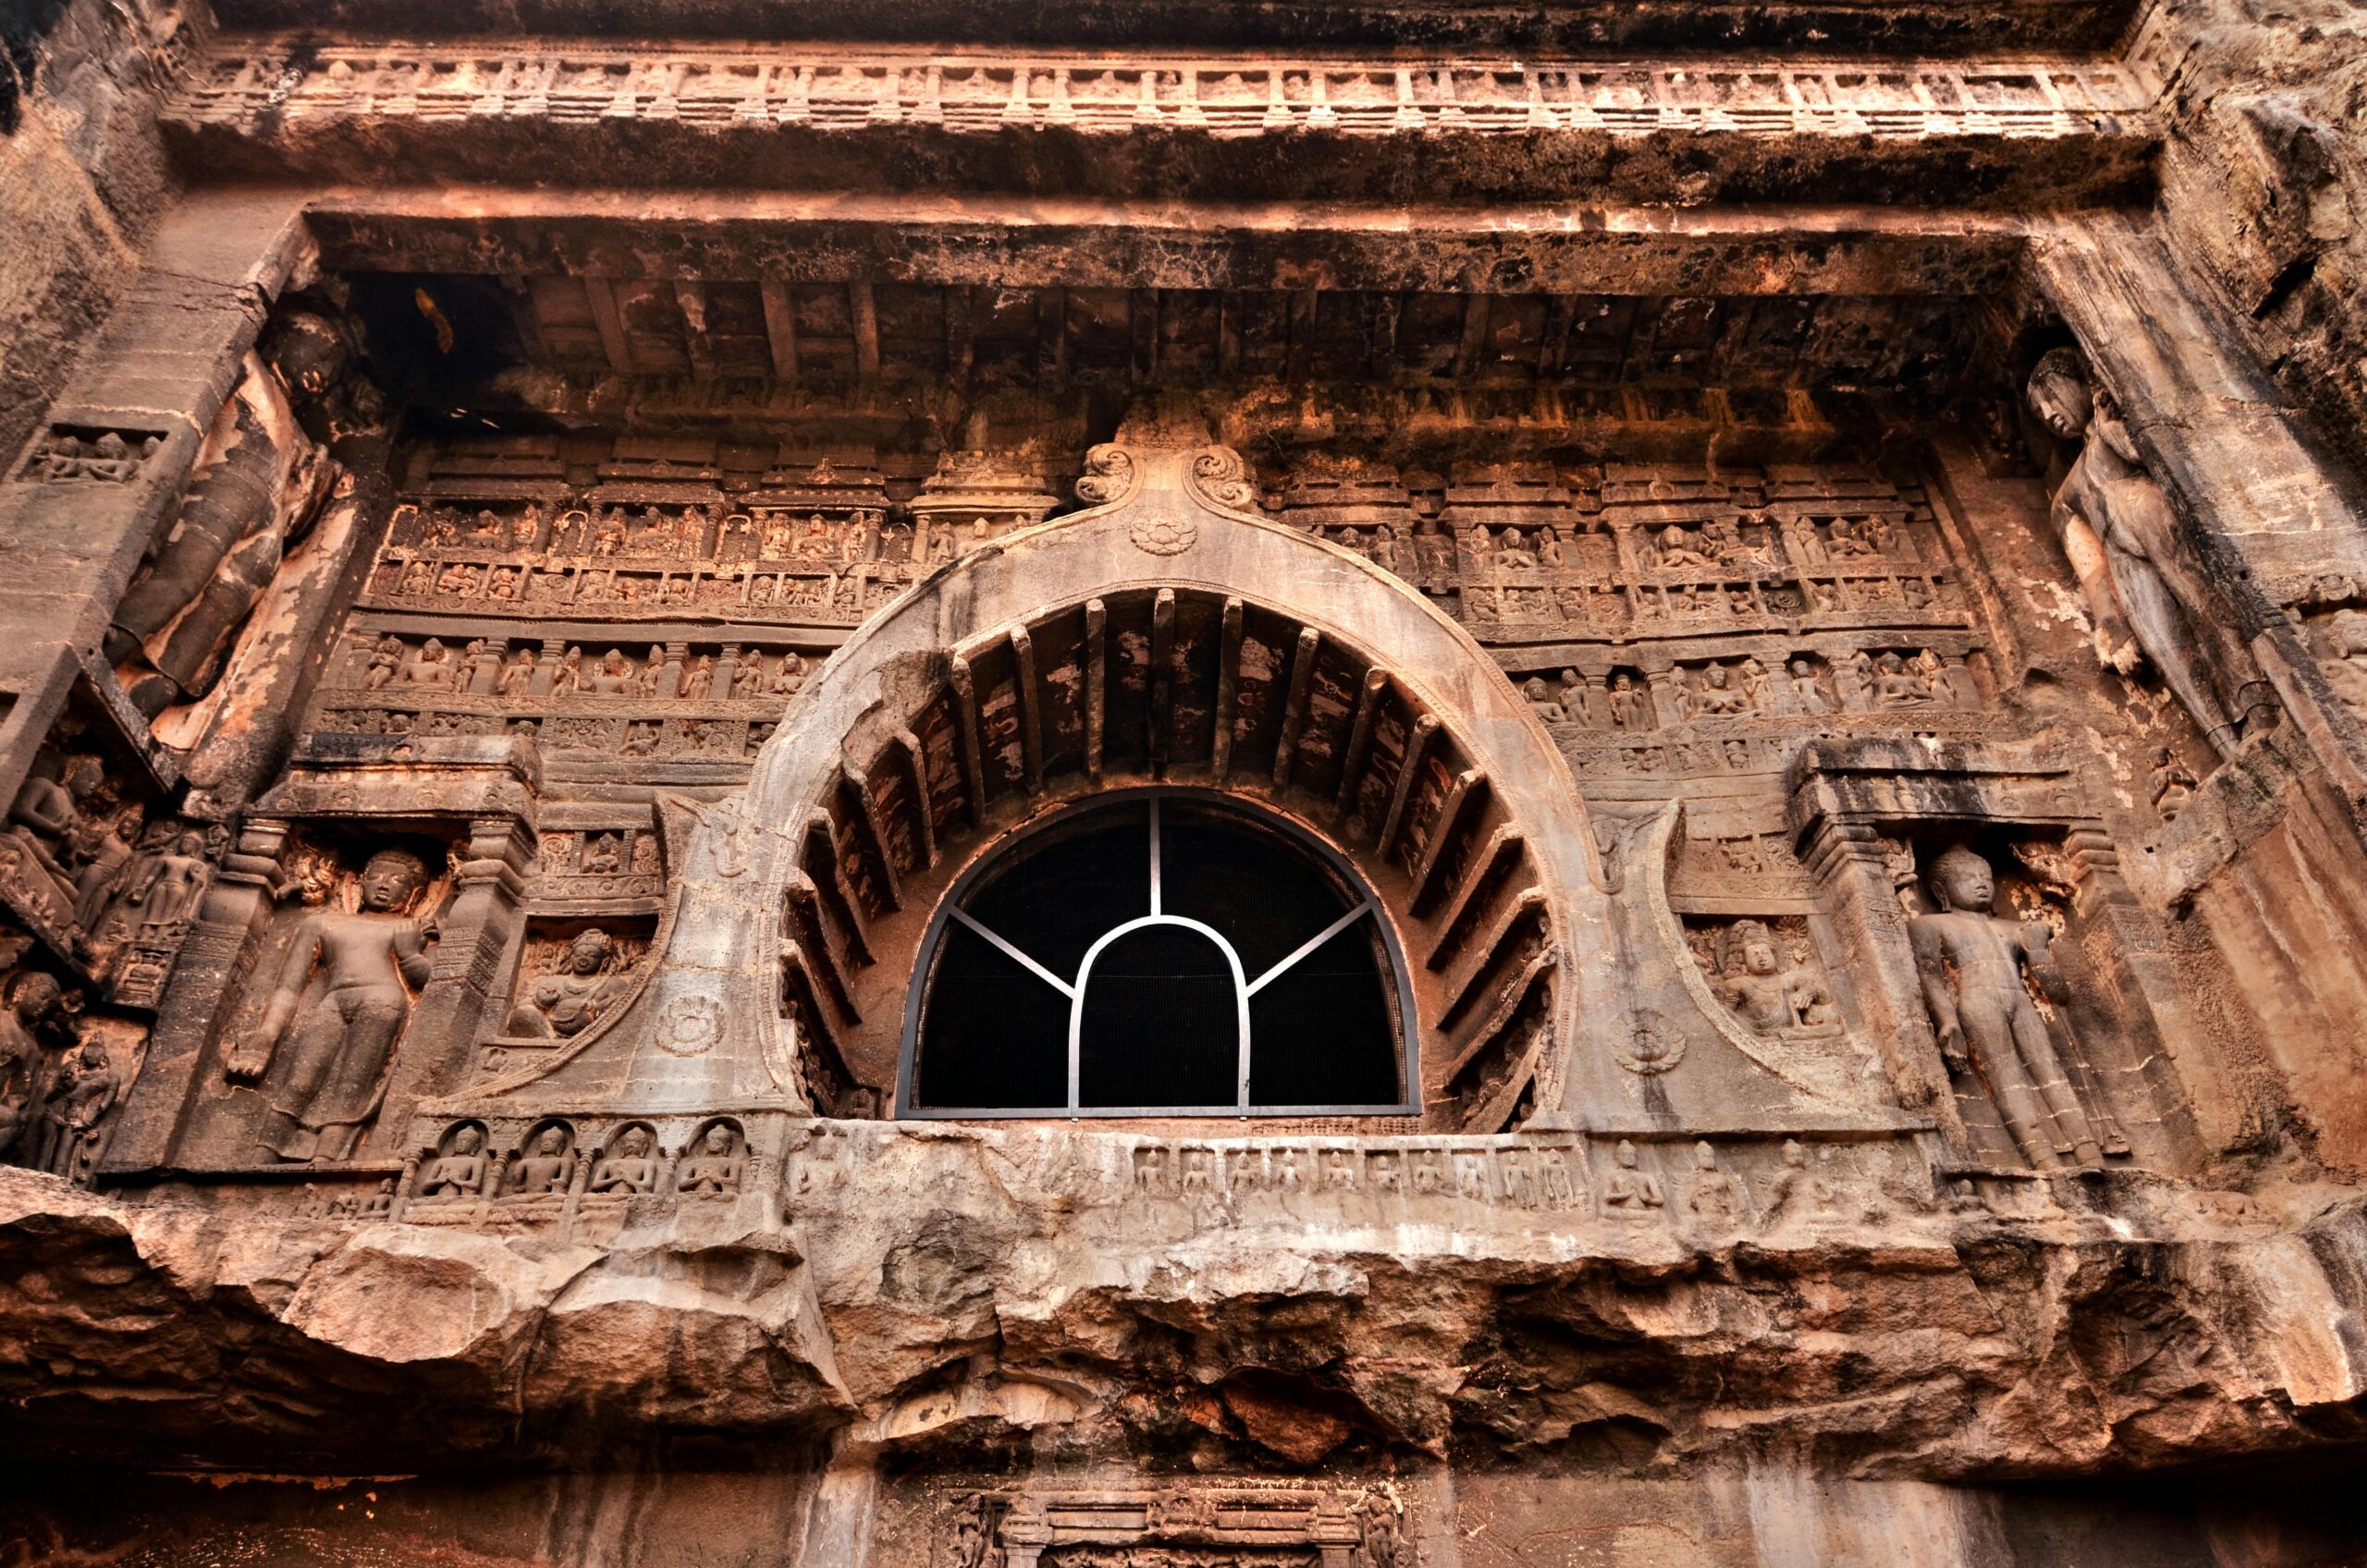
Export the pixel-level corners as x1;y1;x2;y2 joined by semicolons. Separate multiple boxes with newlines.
5;0;2367;1562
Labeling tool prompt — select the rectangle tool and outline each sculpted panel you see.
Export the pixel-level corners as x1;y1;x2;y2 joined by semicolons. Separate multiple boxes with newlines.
0;729;224;1011
17;426;164;484
225;842;445;1162
499;924;645;1042
2027;349;2275;759
106;340;338;722
0;921;147;1185
313;630;815;763
354;440;1058;636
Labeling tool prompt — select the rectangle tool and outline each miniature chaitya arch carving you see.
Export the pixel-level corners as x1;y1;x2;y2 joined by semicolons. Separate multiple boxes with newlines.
768;578;1576;1130
900;790;1418;1119
720;423;1610;1133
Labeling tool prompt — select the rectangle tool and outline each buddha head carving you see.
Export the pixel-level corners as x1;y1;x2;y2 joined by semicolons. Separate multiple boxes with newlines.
1925;845;1995;915
358;849;428;913
2026;348;2094;442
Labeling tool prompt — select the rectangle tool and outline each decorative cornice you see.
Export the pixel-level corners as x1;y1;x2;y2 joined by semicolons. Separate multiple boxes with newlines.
169;42;2154;141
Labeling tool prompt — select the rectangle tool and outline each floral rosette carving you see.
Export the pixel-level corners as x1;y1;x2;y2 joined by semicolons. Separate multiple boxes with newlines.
1615;1009;1686;1074
1129;514;1198;556
656;991;723;1056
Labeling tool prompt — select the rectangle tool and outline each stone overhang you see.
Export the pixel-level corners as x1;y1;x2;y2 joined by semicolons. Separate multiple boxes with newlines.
294;188;2035;296
198;0;2141;56
163;38;2160;210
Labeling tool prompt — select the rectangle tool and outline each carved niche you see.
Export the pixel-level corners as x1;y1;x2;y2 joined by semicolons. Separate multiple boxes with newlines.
1899;839;2132;1172
215;834;452;1164
1786;739;2199;1172
942;1483;1408;1568
16;425;165;484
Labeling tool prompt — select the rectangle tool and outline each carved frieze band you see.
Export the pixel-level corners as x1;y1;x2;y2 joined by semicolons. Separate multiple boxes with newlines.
172;44;2152;141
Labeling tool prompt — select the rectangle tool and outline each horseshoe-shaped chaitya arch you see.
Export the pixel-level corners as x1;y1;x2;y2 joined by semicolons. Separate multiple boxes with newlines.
463;411;1619;1133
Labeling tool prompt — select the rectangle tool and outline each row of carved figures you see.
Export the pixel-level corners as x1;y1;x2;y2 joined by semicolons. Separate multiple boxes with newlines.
321;705;781;761
1125;1136;1872;1231
396;501;1015;569
375;555;908;615
1517;646;1979;729
1303;508;1932;581
410;1117;749;1206
1462;574;1964;634
379;1123;1888;1238
350;633;811;702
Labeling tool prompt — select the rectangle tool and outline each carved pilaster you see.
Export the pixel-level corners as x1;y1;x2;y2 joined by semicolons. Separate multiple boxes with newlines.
103;819;294;1174
2055;824;2219;1158
374;815;533;1145
1796;815;1965;1145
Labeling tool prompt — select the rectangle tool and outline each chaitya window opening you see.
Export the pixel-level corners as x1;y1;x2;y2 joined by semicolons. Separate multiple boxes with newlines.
900;791;1417;1118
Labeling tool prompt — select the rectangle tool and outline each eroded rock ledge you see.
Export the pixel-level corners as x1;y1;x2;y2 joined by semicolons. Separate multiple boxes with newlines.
8;1127;2366;1482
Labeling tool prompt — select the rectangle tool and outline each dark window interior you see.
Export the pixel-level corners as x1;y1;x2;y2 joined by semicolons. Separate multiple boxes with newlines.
911;795;1405;1114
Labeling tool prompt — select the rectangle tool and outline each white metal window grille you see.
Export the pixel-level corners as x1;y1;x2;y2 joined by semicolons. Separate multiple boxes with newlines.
899;791;1417;1118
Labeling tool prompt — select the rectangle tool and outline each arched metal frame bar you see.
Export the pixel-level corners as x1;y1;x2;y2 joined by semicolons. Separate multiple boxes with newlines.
896;786;1421;1120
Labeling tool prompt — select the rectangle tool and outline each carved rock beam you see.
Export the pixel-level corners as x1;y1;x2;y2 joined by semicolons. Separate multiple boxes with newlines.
803;808;874;963
1083;596;1106;783
779;938;850;1075
849;280;881;382
1441;885;1550;1031
1429;824;1526;974
301;192;2032;301
782;869;861;1023
1377;712;1441;857
837;759;903;913
1148;587;1176;778
673;281;717;376
1334;668;1389;820
1411;767;1490;917
948;654;989;827
582;277;634;374
758;279;800;380
1008;622;1045;795
1212;595;1245;778
892;727;938;870
1271;625;1320;790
